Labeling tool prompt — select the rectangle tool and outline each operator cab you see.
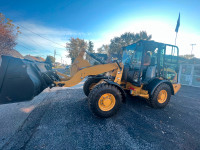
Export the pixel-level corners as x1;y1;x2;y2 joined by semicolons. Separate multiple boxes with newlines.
122;40;179;86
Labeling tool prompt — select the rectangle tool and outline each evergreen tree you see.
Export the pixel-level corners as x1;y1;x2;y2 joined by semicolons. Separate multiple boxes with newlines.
88;41;94;53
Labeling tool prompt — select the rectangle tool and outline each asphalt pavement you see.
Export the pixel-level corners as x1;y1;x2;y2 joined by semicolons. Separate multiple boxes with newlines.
0;88;51;148
1;85;200;150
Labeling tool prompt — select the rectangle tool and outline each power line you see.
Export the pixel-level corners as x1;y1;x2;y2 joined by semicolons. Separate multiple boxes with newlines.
18;32;63;56
18;33;50;51
17;44;40;55
13;22;66;59
15;23;66;49
17;44;32;51
17;42;53;55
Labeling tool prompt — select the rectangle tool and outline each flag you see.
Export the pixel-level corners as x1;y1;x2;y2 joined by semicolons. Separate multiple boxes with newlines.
175;13;180;32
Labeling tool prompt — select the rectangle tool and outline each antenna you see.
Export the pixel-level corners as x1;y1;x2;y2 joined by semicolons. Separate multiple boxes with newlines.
190;44;196;55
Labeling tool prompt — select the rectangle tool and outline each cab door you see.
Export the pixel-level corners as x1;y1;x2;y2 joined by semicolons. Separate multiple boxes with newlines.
163;45;179;83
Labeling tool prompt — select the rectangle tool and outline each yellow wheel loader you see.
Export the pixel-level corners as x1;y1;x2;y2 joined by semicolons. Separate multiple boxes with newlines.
0;40;181;118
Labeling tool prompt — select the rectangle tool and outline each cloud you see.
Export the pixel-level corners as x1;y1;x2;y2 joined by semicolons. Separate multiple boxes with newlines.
15;21;103;64
93;19;200;58
15;19;200;65
15;21;84;63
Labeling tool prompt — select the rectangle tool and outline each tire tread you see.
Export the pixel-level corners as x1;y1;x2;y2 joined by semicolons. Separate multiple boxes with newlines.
88;83;122;118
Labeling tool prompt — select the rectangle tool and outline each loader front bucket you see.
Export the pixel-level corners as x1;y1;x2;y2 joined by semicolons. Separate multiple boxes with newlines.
0;55;59;104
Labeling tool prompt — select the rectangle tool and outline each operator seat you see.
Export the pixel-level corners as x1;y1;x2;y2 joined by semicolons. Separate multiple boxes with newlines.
144;57;157;82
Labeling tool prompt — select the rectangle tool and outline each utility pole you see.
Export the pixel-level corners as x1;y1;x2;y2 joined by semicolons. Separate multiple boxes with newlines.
54;50;56;67
190;44;196;55
54;50;56;61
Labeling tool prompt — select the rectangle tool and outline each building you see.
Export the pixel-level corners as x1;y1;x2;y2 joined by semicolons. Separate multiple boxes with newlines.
24;55;45;62
0;49;24;59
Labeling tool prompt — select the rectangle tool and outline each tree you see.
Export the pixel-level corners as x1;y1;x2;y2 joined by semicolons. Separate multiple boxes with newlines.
86;40;94;61
97;44;109;54
181;54;195;59
45;55;55;64
97;47;104;54
109;31;152;55
66;38;88;63
88;41;94;53
0;13;20;54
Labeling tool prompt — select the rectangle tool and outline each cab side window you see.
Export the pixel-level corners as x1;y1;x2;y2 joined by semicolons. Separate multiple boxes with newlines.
164;46;178;83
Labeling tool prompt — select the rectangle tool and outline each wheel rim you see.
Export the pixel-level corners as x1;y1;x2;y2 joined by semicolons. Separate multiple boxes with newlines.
157;90;168;103
98;93;116;111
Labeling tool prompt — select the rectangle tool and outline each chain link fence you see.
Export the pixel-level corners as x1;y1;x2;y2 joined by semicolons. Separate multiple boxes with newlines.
178;64;200;87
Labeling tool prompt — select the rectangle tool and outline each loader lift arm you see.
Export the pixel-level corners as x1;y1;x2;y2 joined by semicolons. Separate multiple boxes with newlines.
54;63;119;87
54;49;122;87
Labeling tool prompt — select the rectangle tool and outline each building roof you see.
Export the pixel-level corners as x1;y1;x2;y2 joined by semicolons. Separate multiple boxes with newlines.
0;49;24;59
35;56;45;62
24;55;45;62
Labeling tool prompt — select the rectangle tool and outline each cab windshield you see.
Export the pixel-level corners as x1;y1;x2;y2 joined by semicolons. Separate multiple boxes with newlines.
122;44;142;68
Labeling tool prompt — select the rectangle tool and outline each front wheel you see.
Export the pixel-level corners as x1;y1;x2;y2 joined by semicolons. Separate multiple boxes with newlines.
83;78;101;96
149;83;171;108
88;83;122;118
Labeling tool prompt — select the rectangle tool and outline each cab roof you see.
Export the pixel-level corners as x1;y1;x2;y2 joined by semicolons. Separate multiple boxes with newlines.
124;40;178;51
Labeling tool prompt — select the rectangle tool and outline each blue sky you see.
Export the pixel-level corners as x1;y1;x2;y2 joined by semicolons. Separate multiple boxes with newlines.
0;0;200;63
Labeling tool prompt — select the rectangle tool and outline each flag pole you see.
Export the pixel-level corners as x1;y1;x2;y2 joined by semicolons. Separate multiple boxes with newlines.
175;32;177;46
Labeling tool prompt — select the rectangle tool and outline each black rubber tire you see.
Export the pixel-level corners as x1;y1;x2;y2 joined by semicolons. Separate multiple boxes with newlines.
124;90;132;97
149;83;171;108
83;78;101;96
88;83;122;118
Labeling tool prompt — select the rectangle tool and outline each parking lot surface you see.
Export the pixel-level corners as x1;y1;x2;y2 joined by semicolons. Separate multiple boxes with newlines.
1;85;200;150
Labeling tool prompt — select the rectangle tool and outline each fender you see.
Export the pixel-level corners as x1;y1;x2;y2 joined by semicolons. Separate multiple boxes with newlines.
146;78;174;96
104;79;126;102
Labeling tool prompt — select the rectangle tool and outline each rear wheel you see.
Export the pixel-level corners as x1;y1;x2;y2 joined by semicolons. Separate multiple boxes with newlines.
149;83;171;108
83;78;101;96
88;83;122;118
